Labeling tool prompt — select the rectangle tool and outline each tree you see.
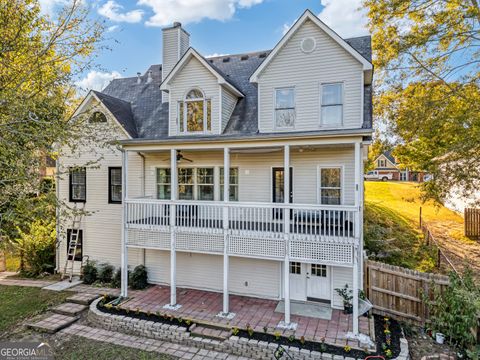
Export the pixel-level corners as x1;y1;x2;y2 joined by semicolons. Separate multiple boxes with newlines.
364;0;480;203
0;0;108;261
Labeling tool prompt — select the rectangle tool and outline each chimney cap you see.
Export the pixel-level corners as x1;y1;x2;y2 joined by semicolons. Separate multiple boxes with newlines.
173;22;182;27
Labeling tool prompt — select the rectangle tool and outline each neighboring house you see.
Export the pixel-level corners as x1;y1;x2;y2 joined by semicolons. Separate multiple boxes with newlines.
57;10;373;333
368;150;426;182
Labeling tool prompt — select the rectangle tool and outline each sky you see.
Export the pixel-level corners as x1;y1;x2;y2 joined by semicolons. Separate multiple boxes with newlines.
40;0;370;92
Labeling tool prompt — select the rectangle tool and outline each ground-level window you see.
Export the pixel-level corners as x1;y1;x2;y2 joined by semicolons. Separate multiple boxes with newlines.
311;264;327;277
69;167;86;202
220;167;239;201
289;262;301;274
66;229;83;261
178;168;194;200
319;167;341;205
156;168;171;200
108;167;122;203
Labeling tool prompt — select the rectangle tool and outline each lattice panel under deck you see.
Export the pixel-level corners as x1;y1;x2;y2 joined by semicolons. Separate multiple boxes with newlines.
175;232;224;254
228;236;285;259
126;229;170;249
289;241;353;264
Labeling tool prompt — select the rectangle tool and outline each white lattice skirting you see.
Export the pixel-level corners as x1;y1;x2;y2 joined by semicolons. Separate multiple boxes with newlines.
289;240;353;265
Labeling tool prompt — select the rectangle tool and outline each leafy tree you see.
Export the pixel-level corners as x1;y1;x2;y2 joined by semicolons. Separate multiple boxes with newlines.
0;0;113;267
364;0;480;203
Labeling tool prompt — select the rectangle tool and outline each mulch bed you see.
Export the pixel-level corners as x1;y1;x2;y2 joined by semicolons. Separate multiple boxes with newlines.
97;296;403;358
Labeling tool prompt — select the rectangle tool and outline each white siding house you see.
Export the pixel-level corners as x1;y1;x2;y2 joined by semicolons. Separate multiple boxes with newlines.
57;10;373;334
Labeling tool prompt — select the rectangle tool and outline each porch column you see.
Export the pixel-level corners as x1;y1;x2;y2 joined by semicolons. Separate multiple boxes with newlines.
170;148;178;306
352;141;361;335
283;145;291;325
121;150;129;298
223;148;230;314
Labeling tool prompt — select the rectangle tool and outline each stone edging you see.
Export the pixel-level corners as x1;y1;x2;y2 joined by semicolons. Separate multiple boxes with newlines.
393;329;410;360
88;298;376;360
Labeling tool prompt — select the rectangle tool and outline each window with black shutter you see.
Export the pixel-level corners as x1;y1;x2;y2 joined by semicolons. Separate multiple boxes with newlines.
109;167;122;204
69;167;86;202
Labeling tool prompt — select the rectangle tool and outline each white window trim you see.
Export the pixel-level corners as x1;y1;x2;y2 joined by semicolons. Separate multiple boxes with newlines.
273;87;296;131
156;167;172;200
319;82;344;128
177;88;212;135
220;167;239;201
316;165;344;205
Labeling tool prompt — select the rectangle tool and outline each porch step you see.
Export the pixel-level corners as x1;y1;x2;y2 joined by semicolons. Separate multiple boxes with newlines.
66;293;100;306
27;313;79;334
52;302;88;316
189;323;231;341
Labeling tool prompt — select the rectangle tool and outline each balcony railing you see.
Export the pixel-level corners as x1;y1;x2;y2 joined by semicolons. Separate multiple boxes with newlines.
125;199;358;242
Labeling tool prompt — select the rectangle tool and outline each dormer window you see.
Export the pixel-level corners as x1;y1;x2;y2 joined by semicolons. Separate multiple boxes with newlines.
178;89;211;133
89;111;107;123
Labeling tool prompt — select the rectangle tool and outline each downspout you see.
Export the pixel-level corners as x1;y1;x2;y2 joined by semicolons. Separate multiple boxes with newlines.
55;152;61;273
138;152;146;266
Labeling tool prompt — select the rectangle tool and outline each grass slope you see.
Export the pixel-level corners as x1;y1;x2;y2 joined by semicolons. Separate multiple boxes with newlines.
364;182;463;271
0;285;71;336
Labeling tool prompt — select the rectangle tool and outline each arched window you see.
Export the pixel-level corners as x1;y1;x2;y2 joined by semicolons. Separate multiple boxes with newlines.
89;111;107;123
178;89;211;133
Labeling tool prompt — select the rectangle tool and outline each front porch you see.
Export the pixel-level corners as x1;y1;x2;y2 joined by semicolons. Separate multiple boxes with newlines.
119;285;373;349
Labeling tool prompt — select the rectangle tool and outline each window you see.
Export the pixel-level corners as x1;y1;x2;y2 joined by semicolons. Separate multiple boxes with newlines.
156;168;171;200
220;167;239;201
321;83;343;126
311;264;327;277
290;262;301;274
178;168;194;200
378;159;386;167
66;229;83;261
69;167;86;202
275;88;295;128
178;89;212;133
197;168;214;201
319;168;341;205
108;167;122;203
89;111;107;123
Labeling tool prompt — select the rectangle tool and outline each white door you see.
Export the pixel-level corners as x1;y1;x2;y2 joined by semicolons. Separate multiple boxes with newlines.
289;262;306;301
306;264;330;301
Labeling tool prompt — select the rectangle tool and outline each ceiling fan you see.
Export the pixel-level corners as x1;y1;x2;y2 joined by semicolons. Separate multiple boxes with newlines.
162;150;193;163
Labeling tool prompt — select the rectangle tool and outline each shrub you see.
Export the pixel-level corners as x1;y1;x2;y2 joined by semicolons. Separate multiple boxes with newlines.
16;219;55;277
82;260;97;284
111;268;122;288
98;263;114;283
130;265;148;290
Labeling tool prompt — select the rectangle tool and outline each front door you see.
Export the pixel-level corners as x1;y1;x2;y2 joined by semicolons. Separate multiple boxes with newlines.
306;264;330;302
289;262;306;301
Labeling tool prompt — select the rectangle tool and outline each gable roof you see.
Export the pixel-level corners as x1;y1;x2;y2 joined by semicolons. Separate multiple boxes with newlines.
250;10;373;83
92;91;137;137
374;151;398;169
160;48;244;98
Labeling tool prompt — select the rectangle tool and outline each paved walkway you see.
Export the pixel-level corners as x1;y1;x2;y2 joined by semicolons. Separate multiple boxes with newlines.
121;285;372;348
0;272;55;288
61;324;249;360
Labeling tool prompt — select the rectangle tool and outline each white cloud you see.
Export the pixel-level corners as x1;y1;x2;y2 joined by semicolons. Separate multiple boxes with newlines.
137;0;265;27
282;18;297;36
205;53;229;58
107;25;120;32
76;70;122;93
38;0;69;15
318;0;369;38
98;0;143;23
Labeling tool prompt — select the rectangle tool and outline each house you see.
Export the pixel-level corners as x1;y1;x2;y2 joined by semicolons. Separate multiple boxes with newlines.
56;10;373;334
370;150;426;182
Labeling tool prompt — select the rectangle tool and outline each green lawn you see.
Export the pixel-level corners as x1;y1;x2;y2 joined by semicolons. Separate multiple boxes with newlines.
0;285;71;336
364;181;465;271
55;337;175;360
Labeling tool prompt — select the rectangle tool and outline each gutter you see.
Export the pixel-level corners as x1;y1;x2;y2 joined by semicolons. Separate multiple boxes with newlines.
54;154;60;273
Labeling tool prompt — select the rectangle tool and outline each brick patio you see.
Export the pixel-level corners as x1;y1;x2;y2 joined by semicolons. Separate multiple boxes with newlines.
120;285;373;348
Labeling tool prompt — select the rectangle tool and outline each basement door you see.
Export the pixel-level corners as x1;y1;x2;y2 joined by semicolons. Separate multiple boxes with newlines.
289;262;330;302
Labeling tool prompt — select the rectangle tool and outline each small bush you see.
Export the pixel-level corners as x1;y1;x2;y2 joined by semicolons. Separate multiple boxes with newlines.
111;268;122;288
130;265;148;290
82;260;97;284
98;263;114;283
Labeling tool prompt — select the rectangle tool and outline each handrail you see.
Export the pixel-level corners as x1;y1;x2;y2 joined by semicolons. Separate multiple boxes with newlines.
125;198;357;212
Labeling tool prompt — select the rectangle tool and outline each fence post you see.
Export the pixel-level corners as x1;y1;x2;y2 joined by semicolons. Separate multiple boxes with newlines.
437;248;441;268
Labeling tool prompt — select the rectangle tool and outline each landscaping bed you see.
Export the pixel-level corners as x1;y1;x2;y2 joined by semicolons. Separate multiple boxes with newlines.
97;296;403;358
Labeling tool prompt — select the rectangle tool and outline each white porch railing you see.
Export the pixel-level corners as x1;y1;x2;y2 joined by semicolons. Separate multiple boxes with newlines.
125;199;359;264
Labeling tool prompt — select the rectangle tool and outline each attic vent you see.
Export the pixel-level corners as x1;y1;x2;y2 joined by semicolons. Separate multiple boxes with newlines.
240;55;249;61
259;53;267;58
301;37;316;53
222;57;230;62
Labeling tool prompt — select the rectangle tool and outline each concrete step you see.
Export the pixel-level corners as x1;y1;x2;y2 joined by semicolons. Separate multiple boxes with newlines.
27;313;79;334
42;277;82;291
52;302;88;316
189;323;231;341
66;293;100;306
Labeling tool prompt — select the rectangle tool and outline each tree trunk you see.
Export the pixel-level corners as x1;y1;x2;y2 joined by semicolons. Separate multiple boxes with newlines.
0;251;6;272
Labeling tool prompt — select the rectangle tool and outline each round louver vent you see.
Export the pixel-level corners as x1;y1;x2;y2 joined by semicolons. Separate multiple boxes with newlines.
301;37;316;53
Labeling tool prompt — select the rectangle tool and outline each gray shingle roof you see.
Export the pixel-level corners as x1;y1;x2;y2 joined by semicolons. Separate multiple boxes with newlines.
97;36;372;139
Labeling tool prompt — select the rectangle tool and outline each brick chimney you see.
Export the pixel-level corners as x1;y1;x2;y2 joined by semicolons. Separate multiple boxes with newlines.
162;22;190;102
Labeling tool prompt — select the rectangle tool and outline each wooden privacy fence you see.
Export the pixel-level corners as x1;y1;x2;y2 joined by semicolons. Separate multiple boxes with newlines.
364;260;449;324
465;208;480;239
